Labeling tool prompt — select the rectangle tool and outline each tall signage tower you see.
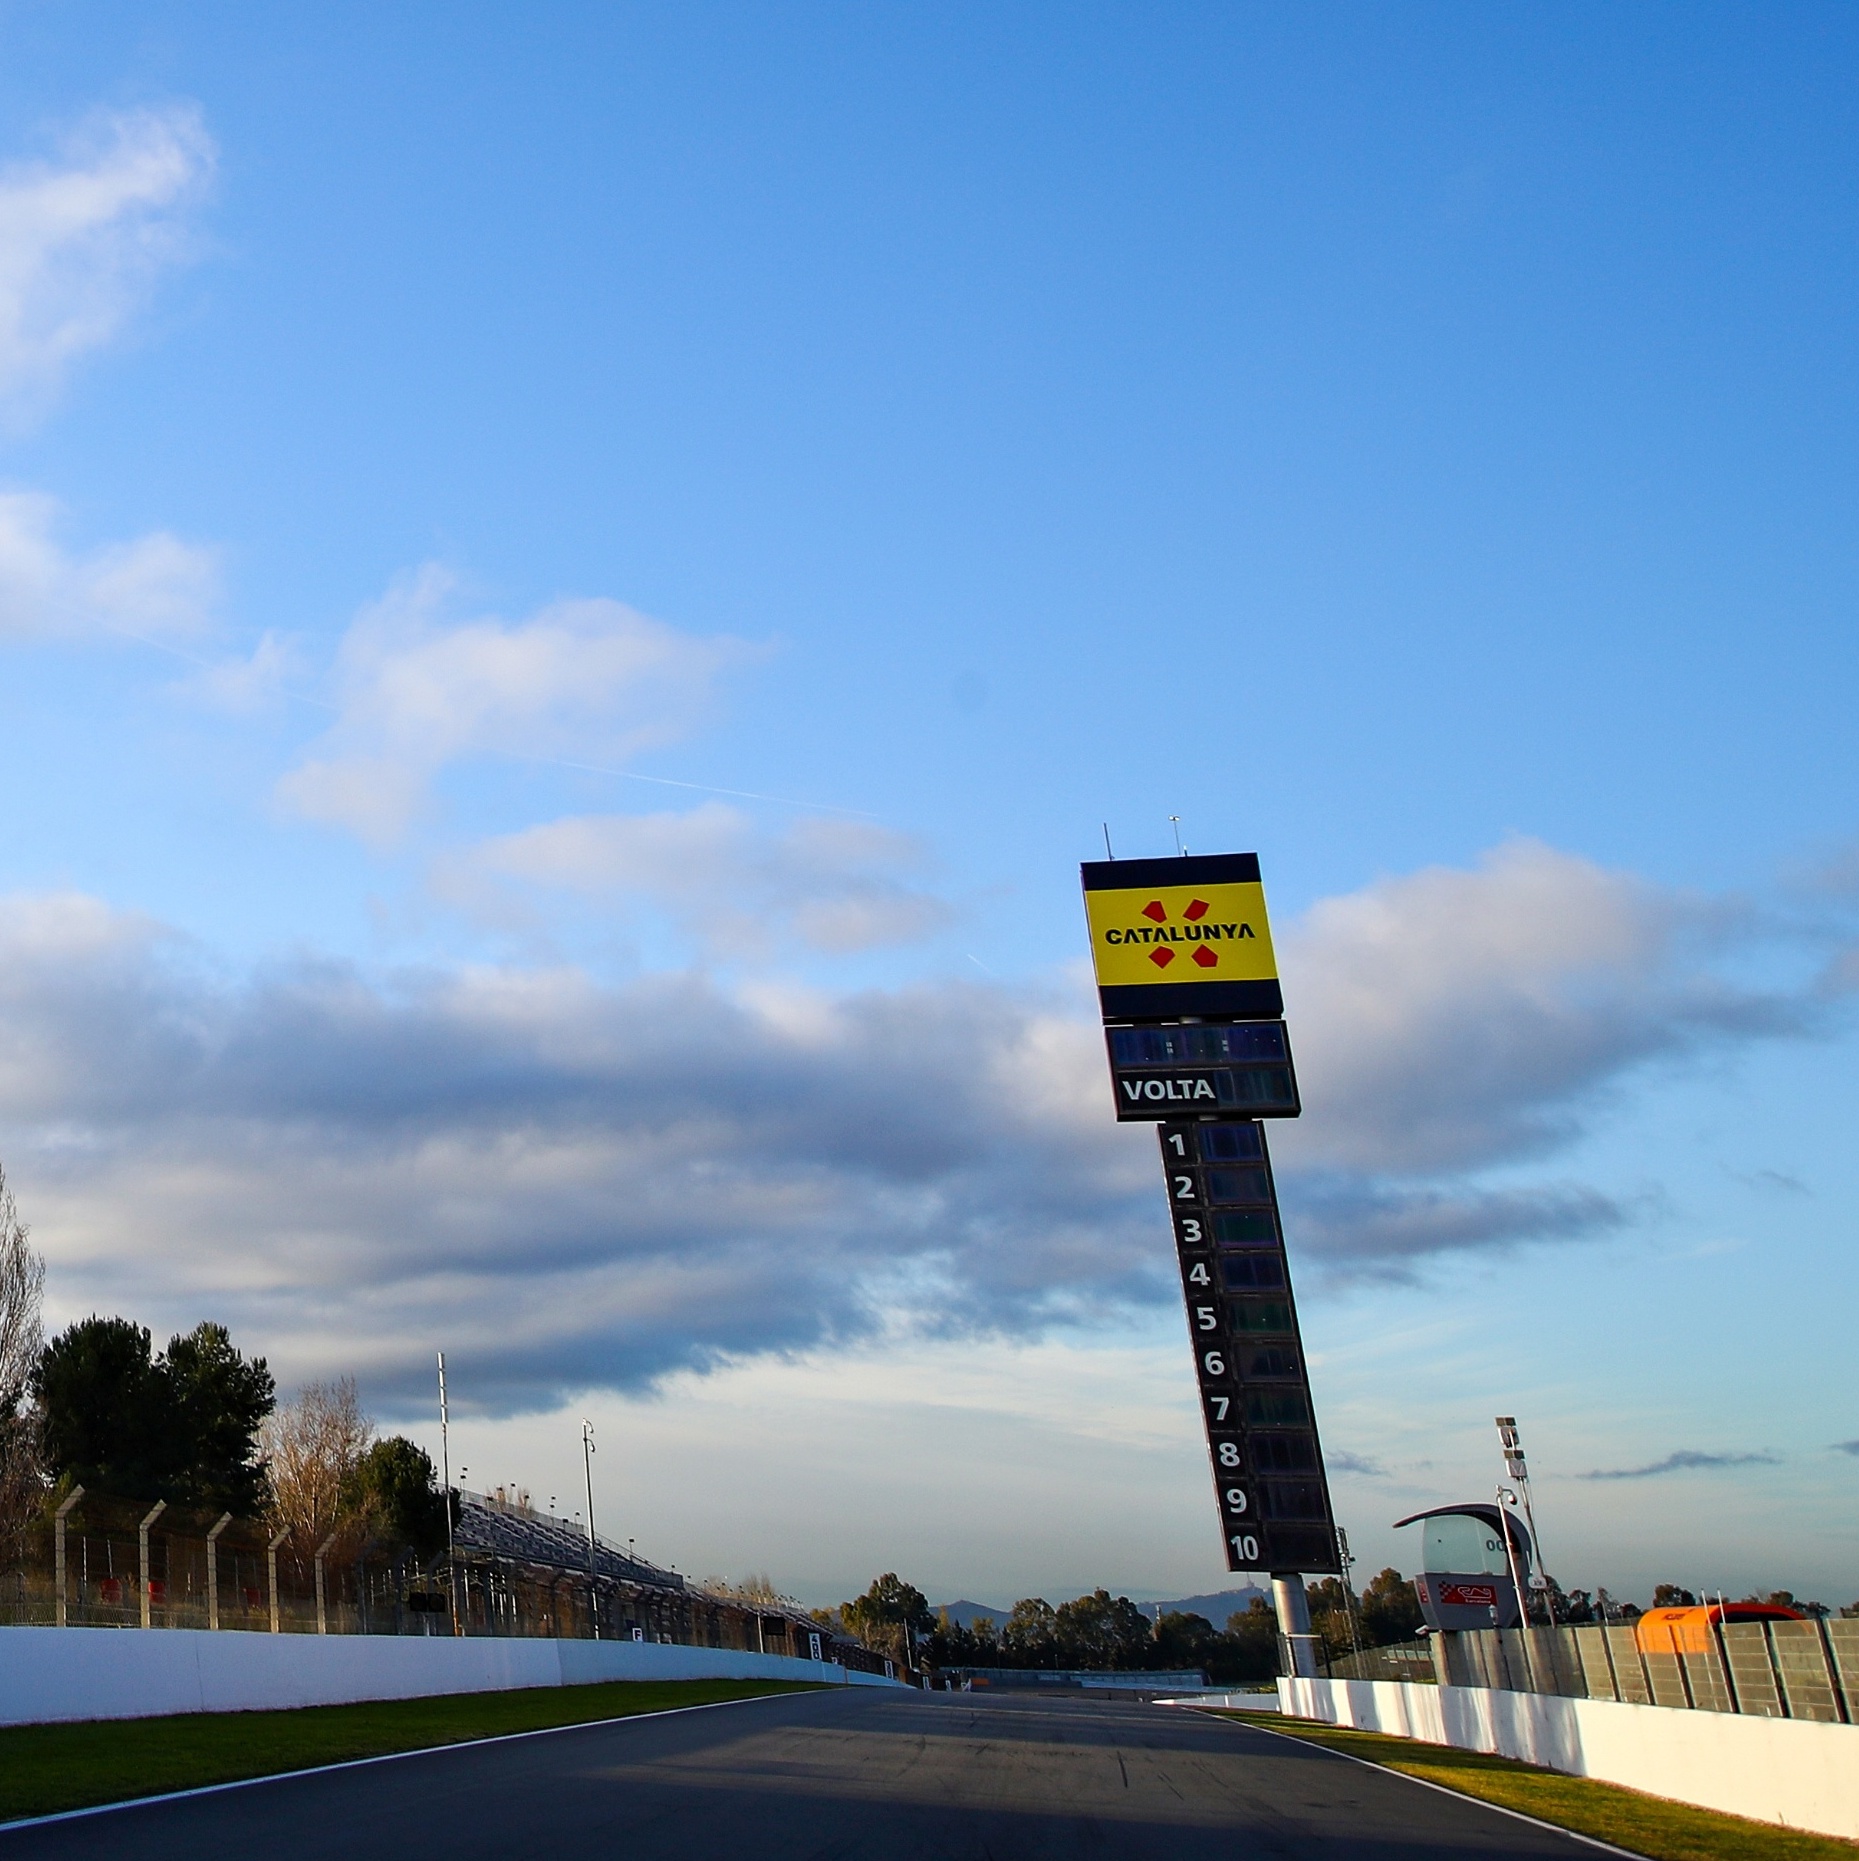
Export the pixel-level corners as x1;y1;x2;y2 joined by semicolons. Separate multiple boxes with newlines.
1080;852;1339;1588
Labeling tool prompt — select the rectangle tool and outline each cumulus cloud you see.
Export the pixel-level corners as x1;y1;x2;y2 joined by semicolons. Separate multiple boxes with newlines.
1279;839;1795;1176
1326;1451;1388;1477
0;891;1154;1412
0;104;213;418
0;490;217;640
1281;1177;1635;1276
278;569;756;845
1261;839;1816;1274
0;841;1829;1412
1577;1450;1780;1481
448;801;951;956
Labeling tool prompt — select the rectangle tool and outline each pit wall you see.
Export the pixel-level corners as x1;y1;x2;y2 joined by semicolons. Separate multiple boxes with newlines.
0;1626;903;1728
1278;1675;1859;1841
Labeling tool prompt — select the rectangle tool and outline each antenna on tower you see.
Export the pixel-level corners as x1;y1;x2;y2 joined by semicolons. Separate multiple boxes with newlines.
1170;816;1186;856
1102;822;1115;860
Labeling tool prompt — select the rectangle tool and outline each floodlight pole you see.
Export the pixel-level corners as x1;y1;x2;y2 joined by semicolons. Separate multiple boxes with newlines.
582;1420;601;1640
1336;1526;1364;1658
1496;1416;1551;1624
1495;1486;1539;1692
439;1353;459;1635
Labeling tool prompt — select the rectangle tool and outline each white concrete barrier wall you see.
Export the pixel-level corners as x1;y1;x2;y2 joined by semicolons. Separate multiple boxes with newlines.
0;1626;901;1728
1278;1675;1859;1842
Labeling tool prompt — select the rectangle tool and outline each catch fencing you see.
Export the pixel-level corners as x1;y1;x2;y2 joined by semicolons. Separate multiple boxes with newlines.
0;1489;891;1676
1419;1620;1859;1722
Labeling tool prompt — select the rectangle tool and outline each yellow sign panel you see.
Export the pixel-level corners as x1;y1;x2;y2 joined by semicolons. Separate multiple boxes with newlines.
1084;880;1277;989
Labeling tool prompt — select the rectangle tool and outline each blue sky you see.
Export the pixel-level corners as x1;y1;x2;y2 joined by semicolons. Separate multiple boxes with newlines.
0;2;1854;1608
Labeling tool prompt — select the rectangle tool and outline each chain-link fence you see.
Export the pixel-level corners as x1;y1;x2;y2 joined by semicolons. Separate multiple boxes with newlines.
1325;1638;1439;1683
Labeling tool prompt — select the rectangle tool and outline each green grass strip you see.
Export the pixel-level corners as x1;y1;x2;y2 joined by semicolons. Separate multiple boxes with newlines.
0;1677;823;1825
1218;1710;1859;1861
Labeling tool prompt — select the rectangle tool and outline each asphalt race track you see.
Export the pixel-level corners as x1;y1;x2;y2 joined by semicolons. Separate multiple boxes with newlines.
0;1688;1610;1859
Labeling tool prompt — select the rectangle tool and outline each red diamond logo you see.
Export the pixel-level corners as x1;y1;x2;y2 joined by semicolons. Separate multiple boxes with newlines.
1183;899;1209;921
1192;945;1219;968
1141;900;1167;923
1149;946;1175;968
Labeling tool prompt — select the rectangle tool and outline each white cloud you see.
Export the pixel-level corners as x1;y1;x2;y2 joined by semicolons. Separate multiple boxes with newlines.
176;629;304;711
0;891;1143;1412
0;843;1829;1413
278;569;756;845
0;104;213;418
450;801;950;956
1279;838;1792;1175
0;489;217;641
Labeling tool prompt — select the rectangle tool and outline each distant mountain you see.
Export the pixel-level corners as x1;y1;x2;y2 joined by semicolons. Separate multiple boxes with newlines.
932;1599;1009;1627
1137;1587;1269;1627
932;1589;1268;1631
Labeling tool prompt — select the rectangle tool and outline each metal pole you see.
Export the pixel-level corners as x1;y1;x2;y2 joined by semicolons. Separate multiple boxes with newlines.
1497;1417;1552;1624
582;1420;600;1640
206;1513;232;1631
53;1486;83;1629
314;1533;338;1634
1714;1590;1743;1715
268;1528;288;1632
138;1501;166;1629
1336;1526;1365;1659
1272;1573;1320;1680
438;1353;459;1635
1495;1486;1539;1691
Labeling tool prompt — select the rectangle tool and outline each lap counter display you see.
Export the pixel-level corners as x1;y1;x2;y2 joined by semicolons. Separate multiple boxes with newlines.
1082;851;1339;1578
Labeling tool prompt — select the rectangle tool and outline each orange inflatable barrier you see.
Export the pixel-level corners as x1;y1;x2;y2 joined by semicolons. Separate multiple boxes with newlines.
1635;1602;1803;1655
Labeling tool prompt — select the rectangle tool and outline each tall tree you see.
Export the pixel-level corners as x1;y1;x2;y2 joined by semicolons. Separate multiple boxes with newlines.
1359;1568;1424;1645
843;1572;932;1665
342;1436;451;1559
164;1322;274;1515
1150;1610;1218;1672
0;1167;44;1536
34;1316;174;1499
1001;1596;1059;1667
1053;1589;1154;1669
35;1314;275;1509
264;1378;372;1554
1215;1599;1282;1685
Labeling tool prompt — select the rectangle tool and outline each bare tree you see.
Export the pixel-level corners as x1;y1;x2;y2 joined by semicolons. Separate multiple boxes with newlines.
263;1378;372;1553
0;1165;45;1537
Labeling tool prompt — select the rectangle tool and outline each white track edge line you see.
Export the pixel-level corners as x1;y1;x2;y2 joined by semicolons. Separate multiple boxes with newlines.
1205;1713;1649;1859
0;1686;824;1834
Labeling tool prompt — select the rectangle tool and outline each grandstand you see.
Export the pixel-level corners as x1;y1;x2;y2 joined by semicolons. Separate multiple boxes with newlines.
451;1490;890;1672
